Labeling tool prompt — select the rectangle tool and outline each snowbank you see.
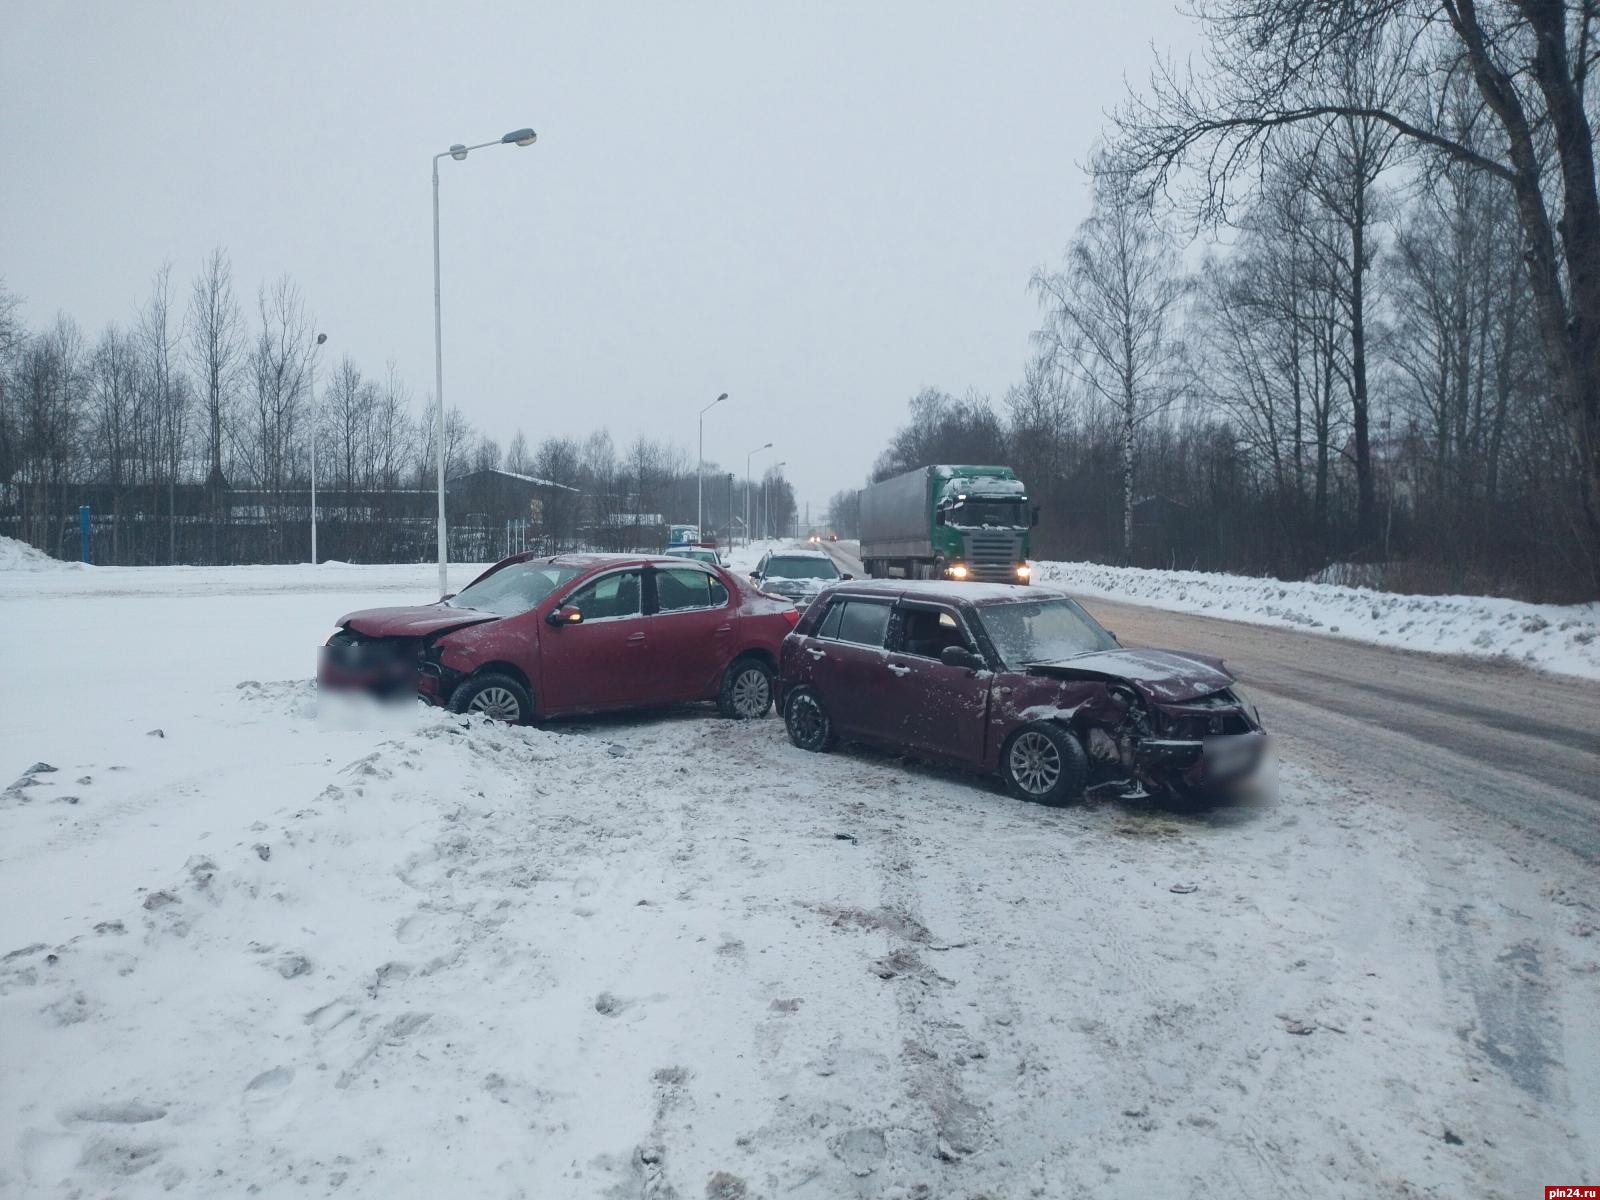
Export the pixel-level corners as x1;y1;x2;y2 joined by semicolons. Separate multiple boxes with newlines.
0;536;83;573
1033;559;1600;681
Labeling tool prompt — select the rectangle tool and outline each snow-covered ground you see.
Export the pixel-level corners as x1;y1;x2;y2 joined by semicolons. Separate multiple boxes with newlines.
3;553;1597;1197
1033;559;1600;681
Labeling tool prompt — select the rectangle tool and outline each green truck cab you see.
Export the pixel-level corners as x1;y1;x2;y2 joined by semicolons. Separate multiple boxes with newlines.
859;465;1038;584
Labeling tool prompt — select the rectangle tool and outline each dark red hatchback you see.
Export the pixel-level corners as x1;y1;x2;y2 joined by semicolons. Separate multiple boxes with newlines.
777;580;1265;804
320;553;799;723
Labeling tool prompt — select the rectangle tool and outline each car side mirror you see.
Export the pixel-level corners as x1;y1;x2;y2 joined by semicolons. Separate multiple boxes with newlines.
546;604;583;627
940;645;984;671
840;573;854;580
439;592;456;602
749;573;761;584
1031;505;1040;527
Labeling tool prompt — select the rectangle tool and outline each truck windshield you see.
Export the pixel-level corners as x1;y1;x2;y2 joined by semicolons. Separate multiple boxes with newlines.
976;598;1118;666
447;563;584;617
946;499;1026;528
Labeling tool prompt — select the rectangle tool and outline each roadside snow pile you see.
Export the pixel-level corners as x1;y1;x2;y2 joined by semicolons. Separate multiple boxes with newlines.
1034;559;1600;680
0;536;80;573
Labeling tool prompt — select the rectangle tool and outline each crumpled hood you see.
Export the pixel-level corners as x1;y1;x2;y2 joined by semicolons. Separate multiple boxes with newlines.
337;604;499;639
1026;648;1235;704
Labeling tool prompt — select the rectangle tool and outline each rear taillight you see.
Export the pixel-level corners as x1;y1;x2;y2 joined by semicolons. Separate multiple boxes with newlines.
781;609;801;627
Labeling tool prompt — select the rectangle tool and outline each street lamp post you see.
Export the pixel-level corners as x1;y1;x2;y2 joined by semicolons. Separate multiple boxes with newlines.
745;442;772;547
762;460;787;540
697;391;728;541
432;125;537;598
309;332;327;563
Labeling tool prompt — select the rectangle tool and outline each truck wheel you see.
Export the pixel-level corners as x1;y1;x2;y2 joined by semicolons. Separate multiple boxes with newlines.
1000;722;1087;806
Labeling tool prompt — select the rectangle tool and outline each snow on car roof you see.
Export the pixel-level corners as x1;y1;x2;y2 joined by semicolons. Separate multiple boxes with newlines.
818;579;1062;604
767;549;833;559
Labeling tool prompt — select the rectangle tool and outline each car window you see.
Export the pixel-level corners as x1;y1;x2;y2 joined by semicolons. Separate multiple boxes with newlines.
761;556;841;581
976;597;1117;666
832;600;891;647
655;566;728;612
897;606;974;660
815;598;844;640
566;570;642;620
447;563;584;617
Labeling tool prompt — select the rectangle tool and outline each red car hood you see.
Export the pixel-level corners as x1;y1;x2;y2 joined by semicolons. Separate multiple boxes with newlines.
338;604;500;639
1026;648;1235;704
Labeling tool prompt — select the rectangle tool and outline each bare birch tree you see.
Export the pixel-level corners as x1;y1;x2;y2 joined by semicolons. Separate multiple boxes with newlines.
1031;157;1188;560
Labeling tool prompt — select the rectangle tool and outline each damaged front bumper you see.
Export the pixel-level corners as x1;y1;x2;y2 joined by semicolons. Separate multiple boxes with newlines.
1135;730;1268;789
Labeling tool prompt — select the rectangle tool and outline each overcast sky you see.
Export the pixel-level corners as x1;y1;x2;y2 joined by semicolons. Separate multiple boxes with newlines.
1;1;1194;517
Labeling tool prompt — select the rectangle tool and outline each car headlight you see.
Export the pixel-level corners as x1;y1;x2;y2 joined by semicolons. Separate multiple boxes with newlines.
1229;683;1263;727
947;564;969;579
1015;564;1032;579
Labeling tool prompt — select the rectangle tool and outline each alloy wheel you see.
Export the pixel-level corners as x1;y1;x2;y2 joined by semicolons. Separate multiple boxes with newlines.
787;692;827;748
731;667;771;717
1009;730;1062;796
468;686;522;722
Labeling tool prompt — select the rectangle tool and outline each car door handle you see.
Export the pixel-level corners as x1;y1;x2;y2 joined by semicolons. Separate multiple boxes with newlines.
806;647;826;659
886;663;911;677
627;632;647;644
714;624;733;636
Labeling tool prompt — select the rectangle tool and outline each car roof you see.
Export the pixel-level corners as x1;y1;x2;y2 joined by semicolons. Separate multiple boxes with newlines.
815;579;1054;606
766;549;832;559
495;551;719;571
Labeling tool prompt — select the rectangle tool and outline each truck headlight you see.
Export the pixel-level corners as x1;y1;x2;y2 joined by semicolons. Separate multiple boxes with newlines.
947;564;969;579
1015;564;1032;579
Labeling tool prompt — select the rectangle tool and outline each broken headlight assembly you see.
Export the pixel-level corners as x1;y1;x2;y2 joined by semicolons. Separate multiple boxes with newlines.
1227;683;1263;728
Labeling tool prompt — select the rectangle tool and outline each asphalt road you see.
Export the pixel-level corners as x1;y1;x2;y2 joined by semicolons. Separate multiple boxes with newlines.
819;540;1600;864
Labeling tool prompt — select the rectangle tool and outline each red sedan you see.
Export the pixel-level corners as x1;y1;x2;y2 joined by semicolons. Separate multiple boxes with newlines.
320;553;799;723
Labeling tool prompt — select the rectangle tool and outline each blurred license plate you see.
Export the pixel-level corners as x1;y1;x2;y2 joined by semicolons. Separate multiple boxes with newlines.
1204;733;1264;781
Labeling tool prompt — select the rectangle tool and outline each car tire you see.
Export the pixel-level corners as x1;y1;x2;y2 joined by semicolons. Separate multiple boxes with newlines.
1000;722;1087;806
449;673;533;724
717;657;774;719
783;686;837;752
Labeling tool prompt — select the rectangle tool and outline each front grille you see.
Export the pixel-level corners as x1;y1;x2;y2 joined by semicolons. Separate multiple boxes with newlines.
966;533;1020;581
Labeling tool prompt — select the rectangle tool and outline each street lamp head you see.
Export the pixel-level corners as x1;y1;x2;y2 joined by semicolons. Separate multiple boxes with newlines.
716;392;728;403
449;143;469;161
315;332;327;347
502;128;538;147
762;442;773;450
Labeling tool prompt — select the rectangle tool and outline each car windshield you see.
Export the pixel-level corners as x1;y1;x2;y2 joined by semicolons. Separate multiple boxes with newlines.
976;597;1118;666
763;556;840;581
447;563;584;617
946;499;1027;528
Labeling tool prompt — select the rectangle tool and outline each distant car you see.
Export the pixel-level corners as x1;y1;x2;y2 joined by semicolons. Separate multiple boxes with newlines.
828;532;840;541
748;549;851;610
807;534;821;544
320;553;799;723
777;580;1265;805
665;546;722;566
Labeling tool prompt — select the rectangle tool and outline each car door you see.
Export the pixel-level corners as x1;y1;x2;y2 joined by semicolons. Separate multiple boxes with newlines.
647;564;736;701
884;601;992;765
537;567;653;713
803;596;896;736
